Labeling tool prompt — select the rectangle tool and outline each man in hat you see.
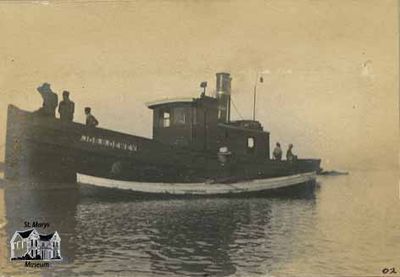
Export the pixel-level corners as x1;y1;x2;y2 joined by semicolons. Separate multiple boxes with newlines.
36;82;58;117
58;90;75;121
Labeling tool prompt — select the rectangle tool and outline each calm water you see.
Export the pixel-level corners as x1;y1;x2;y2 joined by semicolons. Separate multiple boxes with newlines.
0;170;398;276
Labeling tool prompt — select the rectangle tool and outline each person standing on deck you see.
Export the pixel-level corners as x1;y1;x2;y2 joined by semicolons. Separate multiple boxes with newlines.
85;107;99;127
272;142;282;160
36;82;58;117
58;91;75;121
286;144;297;161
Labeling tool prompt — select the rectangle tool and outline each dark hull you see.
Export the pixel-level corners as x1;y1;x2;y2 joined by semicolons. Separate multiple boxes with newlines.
5;105;321;184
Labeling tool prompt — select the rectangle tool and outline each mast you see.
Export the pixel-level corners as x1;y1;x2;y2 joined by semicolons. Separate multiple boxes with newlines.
252;74;263;121
252;84;257;121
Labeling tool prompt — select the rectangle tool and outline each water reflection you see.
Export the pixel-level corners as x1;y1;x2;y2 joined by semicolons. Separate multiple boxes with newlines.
0;172;398;276
0;180;318;276
68;185;316;276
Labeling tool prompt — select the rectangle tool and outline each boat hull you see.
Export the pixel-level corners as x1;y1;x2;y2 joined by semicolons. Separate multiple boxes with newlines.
5;105;321;185
77;171;316;196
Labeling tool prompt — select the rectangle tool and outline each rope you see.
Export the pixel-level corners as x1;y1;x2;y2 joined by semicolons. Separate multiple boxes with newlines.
230;97;244;120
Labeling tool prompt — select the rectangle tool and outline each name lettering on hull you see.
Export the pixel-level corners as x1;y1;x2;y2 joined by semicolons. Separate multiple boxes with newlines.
80;135;138;152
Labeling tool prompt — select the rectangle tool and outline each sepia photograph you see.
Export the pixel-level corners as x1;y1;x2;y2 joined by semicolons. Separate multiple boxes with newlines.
0;0;398;276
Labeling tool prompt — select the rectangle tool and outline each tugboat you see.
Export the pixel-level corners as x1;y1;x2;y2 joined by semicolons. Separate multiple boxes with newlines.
4;72;321;195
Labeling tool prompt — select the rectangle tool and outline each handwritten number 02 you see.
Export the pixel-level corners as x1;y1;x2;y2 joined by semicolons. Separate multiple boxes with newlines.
382;268;397;274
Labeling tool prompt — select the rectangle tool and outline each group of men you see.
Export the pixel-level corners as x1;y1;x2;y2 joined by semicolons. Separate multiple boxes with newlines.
35;83;301;160
272;142;297;161
35;82;99;127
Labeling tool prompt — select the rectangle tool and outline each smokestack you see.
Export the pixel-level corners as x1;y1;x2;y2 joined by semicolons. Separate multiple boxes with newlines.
216;72;231;123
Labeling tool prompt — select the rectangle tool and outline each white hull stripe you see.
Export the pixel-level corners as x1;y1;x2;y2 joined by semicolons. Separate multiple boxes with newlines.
77;172;316;195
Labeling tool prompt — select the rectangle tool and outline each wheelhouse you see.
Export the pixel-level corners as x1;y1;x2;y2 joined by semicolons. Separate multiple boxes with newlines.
146;73;270;159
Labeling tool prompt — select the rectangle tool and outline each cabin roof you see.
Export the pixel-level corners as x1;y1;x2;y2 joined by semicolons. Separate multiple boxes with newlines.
219;122;268;134
146;97;194;109
229;120;264;130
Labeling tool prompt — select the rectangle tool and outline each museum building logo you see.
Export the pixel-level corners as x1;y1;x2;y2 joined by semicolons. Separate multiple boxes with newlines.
10;228;62;262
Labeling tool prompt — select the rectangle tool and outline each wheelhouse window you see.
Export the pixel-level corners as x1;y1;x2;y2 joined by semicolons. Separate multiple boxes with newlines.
159;111;171;128
173;107;187;126
247;137;255;153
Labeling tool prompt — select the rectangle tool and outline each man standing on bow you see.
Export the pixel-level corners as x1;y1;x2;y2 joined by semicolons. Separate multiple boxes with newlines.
58;90;75;122
36;82;58;117
84;107;99;127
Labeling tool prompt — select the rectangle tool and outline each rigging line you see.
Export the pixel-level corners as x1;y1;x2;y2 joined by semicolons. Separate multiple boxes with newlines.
230;96;244;120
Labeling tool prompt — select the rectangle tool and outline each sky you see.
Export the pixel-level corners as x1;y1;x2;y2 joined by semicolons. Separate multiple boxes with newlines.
0;0;398;170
